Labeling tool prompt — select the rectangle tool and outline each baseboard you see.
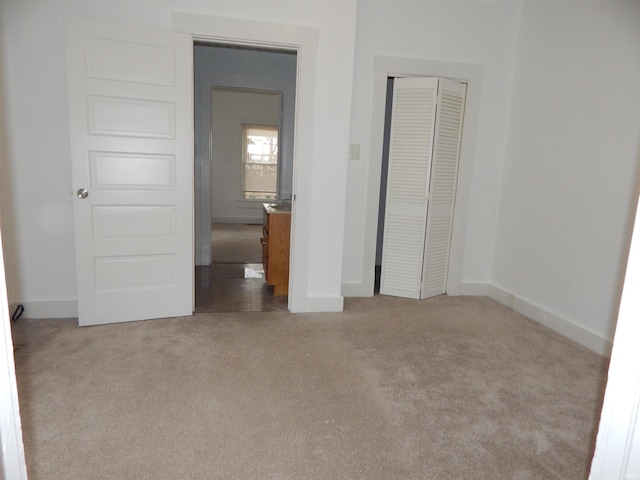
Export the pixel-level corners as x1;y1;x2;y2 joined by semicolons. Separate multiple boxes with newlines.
341;281;374;297
448;281;489;296
342;279;489;297
9;300;78;320
303;295;344;313
487;284;613;357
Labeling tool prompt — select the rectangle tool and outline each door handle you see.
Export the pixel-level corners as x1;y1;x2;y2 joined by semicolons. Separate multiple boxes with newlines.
76;188;89;199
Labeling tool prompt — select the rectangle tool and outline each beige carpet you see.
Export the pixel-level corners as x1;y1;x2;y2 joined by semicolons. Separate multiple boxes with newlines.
211;223;262;263
12;295;608;480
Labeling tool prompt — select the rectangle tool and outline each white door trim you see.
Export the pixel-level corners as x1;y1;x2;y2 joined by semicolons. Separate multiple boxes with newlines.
589;195;640;479
363;56;484;297
171;12;319;312
0;228;28;480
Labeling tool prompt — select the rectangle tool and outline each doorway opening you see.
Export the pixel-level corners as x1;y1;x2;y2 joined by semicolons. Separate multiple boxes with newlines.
374;77;395;293
193;43;297;313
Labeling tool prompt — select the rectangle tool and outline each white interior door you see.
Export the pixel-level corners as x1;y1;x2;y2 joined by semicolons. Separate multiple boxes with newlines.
66;19;194;326
380;77;439;299
380;77;466;300
420;78;467;298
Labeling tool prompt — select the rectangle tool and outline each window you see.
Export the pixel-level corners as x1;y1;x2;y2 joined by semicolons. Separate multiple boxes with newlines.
242;124;278;200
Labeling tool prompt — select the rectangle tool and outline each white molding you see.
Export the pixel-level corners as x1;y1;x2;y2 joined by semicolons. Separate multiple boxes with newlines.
0;231;29;479
488;284;613;357
288;281;308;313
171;12;318;49
303;295;344;313
341;276;612;356
486;284;516;308
342;280;490;297
10;300;78;319
449;281;489;296
341;281;370;297
589;197;640;479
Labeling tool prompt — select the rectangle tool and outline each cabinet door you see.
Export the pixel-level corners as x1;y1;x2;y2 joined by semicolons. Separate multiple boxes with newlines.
265;213;291;296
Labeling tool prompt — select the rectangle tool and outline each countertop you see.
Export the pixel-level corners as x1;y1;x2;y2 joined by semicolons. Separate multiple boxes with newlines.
263;203;292;215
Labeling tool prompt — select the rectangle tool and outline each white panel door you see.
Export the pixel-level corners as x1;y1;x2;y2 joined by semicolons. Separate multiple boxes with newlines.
380;77;439;299
420;78;467;298
66;19;194;326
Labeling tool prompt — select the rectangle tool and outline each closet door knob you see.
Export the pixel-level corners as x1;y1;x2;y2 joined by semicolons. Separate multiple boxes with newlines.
76;188;89;199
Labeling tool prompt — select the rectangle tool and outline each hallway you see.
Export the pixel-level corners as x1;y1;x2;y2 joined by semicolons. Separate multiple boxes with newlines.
195;223;288;313
195;262;288;313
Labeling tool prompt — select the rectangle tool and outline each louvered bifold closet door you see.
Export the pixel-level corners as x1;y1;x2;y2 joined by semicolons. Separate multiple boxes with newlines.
420;79;466;298
380;77;438;299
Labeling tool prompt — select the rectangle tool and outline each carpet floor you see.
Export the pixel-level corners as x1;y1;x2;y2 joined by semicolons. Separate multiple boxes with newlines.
12;295;608;480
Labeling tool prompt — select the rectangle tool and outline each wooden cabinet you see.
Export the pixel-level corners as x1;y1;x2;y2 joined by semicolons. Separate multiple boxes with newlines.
261;204;291;296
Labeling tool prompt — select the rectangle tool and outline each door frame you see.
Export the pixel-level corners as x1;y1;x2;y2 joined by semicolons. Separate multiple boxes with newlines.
0;226;28;479
363;56;485;297
172;12;319;312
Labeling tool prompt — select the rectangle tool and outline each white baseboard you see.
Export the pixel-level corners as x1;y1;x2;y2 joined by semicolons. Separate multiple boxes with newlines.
487;284;613;357
11;284;612;356
303;295;344;313
341;278;487;298
342;278;612;356
341;281;374;297
10;300;78;320
449;281;489;296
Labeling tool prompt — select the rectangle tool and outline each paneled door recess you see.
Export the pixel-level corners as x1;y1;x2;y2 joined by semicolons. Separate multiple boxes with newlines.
66;19;194;326
380;77;467;300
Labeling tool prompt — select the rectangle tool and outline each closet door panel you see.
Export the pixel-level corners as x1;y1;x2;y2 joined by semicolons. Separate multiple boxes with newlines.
380;77;438;299
421;78;467;298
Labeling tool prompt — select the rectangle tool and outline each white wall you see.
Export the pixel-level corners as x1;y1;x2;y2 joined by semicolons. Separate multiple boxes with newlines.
210;90;280;223
492;0;640;355
343;0;522;296
7;0;635;339
0;1;78;315
0;25;17;305
0;0;357;315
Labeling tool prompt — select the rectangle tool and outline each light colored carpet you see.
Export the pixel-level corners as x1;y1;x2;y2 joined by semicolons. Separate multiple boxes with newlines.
211;223;262;263
12;295;608;480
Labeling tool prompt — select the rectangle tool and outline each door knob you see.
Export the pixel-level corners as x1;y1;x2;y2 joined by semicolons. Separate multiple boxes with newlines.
76;188;89;199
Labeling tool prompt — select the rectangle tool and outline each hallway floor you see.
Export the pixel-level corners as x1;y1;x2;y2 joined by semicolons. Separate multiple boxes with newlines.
195;262;289;313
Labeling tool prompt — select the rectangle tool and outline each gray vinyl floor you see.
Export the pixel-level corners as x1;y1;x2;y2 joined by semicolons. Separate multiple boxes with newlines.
195;262;288;313
197;223;288;313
